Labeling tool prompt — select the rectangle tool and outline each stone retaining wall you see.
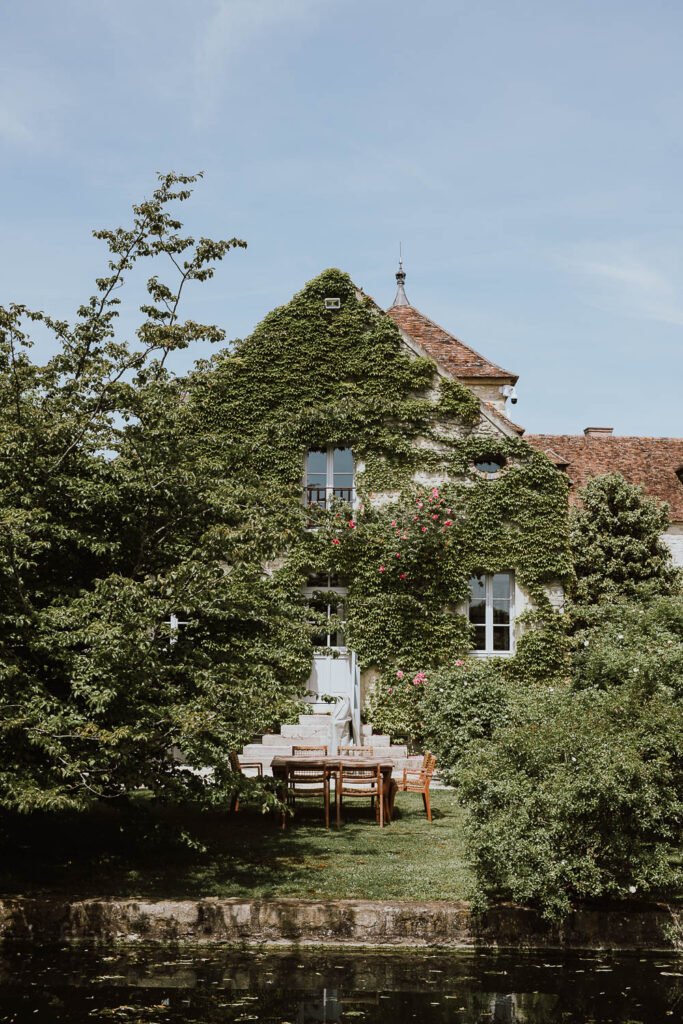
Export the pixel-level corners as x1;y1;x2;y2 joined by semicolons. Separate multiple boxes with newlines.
0;897;681;951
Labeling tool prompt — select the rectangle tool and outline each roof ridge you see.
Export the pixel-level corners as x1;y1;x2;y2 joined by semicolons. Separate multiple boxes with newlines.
526;433;683;443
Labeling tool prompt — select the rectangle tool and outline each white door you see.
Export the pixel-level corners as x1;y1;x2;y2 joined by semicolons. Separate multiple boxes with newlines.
303;575;353;704
307;652;353;701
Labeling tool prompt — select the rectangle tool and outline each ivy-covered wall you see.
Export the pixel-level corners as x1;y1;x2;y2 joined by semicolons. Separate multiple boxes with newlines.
186;269;573;723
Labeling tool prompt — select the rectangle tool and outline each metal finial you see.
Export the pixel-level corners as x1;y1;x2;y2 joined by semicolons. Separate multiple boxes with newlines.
392;247;410;307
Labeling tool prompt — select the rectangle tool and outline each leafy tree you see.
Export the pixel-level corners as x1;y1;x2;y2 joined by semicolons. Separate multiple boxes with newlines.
0;173;310;813
570;473;680;605
459;681;683;920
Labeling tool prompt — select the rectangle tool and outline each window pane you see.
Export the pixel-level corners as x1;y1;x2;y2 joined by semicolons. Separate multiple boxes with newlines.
469;575;486;601
469;599;486;625
492;603;510;625
306;450;327;482
333;448;353;477
473;625;487;650
492;573;511;600
493;626;511;651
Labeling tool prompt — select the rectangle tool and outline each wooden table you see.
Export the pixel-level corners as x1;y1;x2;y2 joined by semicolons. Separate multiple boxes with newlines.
271;755;395;827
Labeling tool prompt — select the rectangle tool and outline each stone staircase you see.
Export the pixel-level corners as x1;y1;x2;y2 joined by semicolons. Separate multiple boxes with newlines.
239;715;423;776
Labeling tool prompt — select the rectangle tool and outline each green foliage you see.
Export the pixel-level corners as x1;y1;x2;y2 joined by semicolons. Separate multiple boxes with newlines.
571;594;683;699
438;377;480;425
459;682;683;920
422;660;512;782
0;174;309;812
570;473;680;605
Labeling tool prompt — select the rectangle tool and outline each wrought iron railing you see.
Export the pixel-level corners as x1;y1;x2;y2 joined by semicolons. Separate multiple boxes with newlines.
305;485;354;509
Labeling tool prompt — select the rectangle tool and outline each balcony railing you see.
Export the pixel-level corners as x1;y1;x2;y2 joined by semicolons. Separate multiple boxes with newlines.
305;485;354;510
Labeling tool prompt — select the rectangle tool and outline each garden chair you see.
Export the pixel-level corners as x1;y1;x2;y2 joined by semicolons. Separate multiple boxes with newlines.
282;764;330;829
291;744;328;756
335;763;384;828
228;750;262;813
398;751;437;822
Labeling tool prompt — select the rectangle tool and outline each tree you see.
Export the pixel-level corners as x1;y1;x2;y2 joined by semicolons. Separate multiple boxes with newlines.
0;173;310;812
570;473;680;605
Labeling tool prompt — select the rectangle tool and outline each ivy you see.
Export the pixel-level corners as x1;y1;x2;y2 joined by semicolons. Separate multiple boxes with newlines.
186;269;573;728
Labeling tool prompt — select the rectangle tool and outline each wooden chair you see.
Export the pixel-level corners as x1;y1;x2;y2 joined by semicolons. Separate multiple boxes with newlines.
283;764;330;829
399;751;437;822
291;744;328;756
228;751;263;813
338;744;374;757
335;763;384;828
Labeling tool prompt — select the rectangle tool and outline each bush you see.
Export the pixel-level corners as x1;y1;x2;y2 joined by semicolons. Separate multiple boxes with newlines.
458;682;683;920
422;659;511;783
364;669;428;750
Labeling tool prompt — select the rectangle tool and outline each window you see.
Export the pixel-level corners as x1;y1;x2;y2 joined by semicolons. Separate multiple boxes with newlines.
473;454;507;476
303;574;348;649
468;572;514;654
305;448;354;508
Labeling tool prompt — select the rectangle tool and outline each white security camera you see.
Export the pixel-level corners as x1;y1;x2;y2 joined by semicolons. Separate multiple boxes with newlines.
500;384;518;405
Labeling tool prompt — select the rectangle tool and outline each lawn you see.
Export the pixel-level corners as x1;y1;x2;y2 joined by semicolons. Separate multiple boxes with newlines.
0;790;473;902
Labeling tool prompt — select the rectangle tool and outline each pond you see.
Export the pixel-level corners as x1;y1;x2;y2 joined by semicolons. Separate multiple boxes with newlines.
0;946;681;1023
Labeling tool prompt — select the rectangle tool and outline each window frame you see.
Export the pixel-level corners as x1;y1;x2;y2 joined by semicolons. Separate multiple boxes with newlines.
302;574;349;651
304;447;355;509
467;571;516;657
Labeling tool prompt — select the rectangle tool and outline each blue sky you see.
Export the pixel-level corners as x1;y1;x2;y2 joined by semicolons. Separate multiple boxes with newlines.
1;0;682;436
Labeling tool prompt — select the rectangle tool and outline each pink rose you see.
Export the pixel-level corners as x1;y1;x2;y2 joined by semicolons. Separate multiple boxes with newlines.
421;526;427;533
391;520;397;527
454;659;465;667
396;670;404;679
395;552;401;559
379;565;385;573
347;520;356;529
432;514;439;520
331;538;340;545
431;488;439;498
444;520;453;527
417;501;423;509
399;572;407;580
387;687;393;694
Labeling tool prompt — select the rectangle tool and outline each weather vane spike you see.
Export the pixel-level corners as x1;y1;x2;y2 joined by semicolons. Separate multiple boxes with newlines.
392;244;409;307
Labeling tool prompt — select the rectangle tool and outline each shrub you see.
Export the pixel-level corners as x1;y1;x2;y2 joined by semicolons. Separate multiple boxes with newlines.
422;659;511;783
458;682;683;920
364;669;429;750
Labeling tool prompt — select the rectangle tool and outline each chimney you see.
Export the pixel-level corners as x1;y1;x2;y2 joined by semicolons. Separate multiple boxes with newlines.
583;427;614;437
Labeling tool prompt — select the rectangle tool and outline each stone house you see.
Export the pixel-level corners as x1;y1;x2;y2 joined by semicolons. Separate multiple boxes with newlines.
235;265;682;767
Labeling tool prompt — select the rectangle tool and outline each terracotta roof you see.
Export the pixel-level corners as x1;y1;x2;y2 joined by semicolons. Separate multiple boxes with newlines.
387;304;517;383
525;434;683;521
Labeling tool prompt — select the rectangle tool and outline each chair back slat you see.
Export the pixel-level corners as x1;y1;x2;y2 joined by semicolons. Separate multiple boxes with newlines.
338;745;374;757
292;744;328;757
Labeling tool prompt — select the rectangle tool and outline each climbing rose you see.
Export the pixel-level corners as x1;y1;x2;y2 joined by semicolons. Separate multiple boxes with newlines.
399;572;407;580
421;526;427;533
416;501;423;509
387;687;394;695
331;538;340;545
412;671;427;686
444;519;453;527
395;552;401;559
347;520;356;529
454;659;465;667
391;520;397;527
431;488;439;498
432;514;439;520
379;565;385;573
396;670;404;679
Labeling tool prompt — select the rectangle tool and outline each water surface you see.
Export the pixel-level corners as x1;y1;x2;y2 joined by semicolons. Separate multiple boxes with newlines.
0;946;681;1022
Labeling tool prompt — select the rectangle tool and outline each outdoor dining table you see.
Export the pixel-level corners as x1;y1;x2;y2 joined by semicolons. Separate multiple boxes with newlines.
271;755;395;826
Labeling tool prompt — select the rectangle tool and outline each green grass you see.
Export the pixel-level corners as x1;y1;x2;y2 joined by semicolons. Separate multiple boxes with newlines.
0;790;473;902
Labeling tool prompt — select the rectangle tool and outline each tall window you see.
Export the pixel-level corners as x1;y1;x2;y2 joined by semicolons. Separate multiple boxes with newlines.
468;573;514;654
303;574;348;649
305;448;354;508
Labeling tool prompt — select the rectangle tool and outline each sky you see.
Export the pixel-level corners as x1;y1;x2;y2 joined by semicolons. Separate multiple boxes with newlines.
1;0;682;436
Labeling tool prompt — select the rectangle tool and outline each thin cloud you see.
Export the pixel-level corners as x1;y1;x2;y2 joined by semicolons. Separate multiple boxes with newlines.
564;244;683;328
194;0;335;122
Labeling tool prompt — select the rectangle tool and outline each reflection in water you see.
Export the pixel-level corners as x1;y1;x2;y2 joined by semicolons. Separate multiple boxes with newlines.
0;946;681;1023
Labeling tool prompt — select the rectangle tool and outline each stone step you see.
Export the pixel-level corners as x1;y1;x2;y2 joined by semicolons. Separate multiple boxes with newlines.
280;723;330;739
365;734;390;747
241;744;288;761
298;713;332;726
361;723;372;737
